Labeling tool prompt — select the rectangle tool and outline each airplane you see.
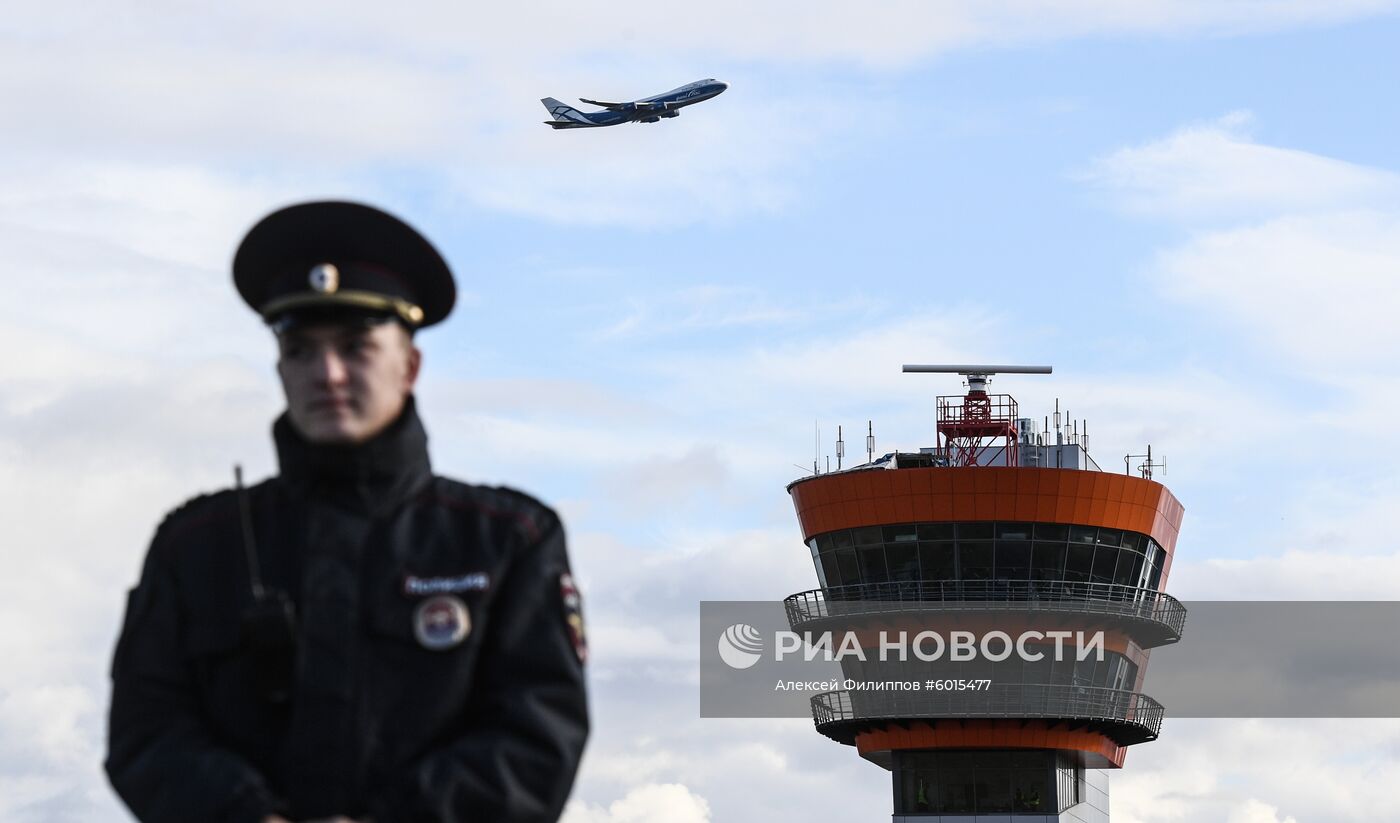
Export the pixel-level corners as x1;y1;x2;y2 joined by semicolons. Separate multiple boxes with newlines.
541;78;728;129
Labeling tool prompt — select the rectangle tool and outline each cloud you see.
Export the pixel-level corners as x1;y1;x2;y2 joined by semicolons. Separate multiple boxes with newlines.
562;783;711;823
0;11;850;229
1083;114;1400;374
1153;211;1400;372
1171;550;1400;600
1082;111;1400;221
1229;800;1300;823
8;5;1400;229
1114;719;1400;822
591;285;805;342
1075;119;1400;817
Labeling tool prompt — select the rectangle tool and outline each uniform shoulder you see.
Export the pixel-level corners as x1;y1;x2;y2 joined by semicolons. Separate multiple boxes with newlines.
424;476;561;544
154;478;273;541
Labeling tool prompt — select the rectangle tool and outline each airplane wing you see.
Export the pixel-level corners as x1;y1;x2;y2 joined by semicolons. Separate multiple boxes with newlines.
579;98;662;111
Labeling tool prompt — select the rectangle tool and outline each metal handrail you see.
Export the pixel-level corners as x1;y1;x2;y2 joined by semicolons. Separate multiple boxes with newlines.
810;683;1165;742
784;579;1186;640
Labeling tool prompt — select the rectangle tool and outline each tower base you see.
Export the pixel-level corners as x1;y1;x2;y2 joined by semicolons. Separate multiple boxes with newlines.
890;752;1109;821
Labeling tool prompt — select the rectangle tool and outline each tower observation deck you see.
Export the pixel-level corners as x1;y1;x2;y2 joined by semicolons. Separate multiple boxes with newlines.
785;366;1185;821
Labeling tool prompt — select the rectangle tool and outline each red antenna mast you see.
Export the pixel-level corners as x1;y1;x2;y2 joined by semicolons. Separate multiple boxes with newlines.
902;364;1052;467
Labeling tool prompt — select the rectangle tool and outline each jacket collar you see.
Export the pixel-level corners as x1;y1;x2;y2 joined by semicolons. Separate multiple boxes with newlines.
273;395;432;513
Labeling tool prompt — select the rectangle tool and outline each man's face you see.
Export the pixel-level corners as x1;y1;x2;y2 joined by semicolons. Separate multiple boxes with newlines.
276;319;421;445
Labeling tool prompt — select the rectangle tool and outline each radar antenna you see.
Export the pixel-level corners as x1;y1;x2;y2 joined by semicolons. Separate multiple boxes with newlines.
902;364;1053;467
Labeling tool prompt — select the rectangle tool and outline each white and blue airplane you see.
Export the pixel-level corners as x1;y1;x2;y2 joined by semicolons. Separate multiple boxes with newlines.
541;79;728;129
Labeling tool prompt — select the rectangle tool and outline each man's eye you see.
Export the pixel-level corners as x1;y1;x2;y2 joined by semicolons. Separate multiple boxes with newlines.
282;344;306;360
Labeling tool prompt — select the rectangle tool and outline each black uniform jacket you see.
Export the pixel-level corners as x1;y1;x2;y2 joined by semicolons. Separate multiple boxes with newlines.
106;401;588;822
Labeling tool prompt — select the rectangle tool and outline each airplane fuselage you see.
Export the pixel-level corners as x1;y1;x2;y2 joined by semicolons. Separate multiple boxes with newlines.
542;79;728;128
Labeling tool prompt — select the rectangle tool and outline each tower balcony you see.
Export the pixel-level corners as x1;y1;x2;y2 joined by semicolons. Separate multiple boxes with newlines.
784;579;1186;648
811;683;1165;748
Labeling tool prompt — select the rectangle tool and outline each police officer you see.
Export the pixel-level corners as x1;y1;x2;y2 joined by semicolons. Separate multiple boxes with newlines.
106;201;589;823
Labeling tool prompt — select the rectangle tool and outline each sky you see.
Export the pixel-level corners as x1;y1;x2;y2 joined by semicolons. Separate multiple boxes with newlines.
3;2;1400;821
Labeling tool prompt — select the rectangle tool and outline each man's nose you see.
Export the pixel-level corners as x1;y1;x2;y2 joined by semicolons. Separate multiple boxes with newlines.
311;348;349;385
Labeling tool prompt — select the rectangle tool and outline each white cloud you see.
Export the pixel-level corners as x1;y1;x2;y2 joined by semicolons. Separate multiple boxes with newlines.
562;783;711;823
8;5;1400;228
591;285;804;341
1085;115;1400;376
1114;719;1400;822
1153;211;1400;372
1171;550;1400;600
1083;111;1400;221
1082;117;1400;819
1229;799;1300;823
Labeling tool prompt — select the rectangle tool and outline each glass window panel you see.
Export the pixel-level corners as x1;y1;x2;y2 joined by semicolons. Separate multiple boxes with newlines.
1121;658;1139;688
1032;542;1067;581
958;522;993;539
820;553;842;588
977;768;1014;813
1012;764;1049;812
1008;751;1049;769
1147;547;1165;590
1096;528;1122;546
965;751;997;769
900;765;937;813
807;539;820;559
960;541;993;580
835;549;860;586
883;523;918;543
939;768;975;813
886;544;920;582
1070;525;1098;544
1065;543;1094;583
852;526;882;546
1057;762;1080;812
1035;523;1069;541
1091;547;1118;584
995;522;1032;540
1082;657;1106;686
859;546;889;583
1121;531;1143;551
917;523;954;540
1114;549;1142;587
919;542;957;581
996;542;1031;580
1023;655;1053;683
830;529;853;549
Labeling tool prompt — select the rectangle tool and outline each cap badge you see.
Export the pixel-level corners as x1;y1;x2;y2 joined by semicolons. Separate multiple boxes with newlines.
413;594;471;651
308;262;340;294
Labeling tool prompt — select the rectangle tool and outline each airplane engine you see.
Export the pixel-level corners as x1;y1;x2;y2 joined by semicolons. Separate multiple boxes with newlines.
660;111;679;118
640;116;661;123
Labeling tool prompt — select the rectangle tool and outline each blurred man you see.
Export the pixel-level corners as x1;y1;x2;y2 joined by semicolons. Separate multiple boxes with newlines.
106;201;589;823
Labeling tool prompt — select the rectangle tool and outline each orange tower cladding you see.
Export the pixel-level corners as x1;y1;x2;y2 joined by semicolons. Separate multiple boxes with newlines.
784;366;1184;821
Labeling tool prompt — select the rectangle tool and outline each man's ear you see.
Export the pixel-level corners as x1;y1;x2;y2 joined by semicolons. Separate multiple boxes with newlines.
405;341;422;389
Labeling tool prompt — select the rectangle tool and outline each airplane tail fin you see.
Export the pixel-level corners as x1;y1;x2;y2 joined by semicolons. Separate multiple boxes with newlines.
541;97;594;128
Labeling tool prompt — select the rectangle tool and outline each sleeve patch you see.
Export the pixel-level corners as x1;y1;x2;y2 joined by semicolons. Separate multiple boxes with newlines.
560;573;587;665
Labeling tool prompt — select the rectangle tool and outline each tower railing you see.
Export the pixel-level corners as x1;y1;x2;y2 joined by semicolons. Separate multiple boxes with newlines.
810;683;1165;745
784;579;1186;645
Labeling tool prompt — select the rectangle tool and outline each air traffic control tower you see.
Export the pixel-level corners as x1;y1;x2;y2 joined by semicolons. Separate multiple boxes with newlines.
784;366;1185;821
